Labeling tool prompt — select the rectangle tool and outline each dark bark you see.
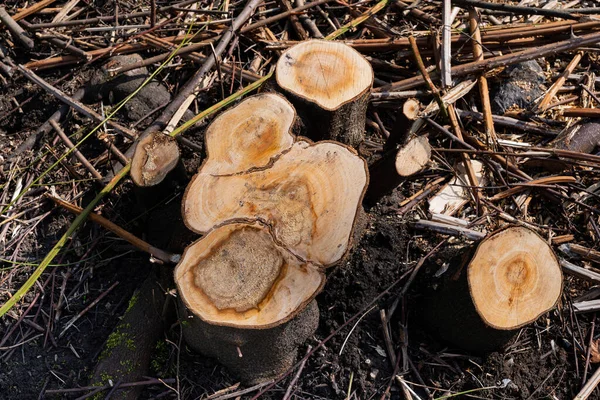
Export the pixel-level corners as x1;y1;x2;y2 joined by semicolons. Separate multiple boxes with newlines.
179;299;319;384
284;88;369;147
365;150;402;204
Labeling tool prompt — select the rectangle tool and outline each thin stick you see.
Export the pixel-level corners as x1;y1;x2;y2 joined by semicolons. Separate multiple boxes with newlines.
380;309;397;368
12;0;58;21
212;381;275;400
282;345;312;400
575;365;600;399
537;51;584;112
562;107;600;118
58;281;119;338
441;0;452;87
49;120;103;181
0;7;35;50
296;0;324;38
584;315;596;381
398;177;446;215
394;0;441;25
408;36;448;119
424;117;475;150
150;0;157;27
469;8;497;147
456;108;559;136
447;105;482;212
52;0;81;23
47;195;180;264
412;220;486;240
276;0;309;40
453;0;579;20
45;378;176;394
489;176;576;201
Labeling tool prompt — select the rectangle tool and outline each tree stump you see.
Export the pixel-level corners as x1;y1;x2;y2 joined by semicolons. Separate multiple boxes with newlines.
175;93;368;382
183;139;367;266
175;222;323;382
276;40;373;147
424;226;563;352
131;132;180;187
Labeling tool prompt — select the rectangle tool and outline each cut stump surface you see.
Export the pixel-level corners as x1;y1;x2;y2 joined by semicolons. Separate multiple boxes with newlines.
468;226;563;330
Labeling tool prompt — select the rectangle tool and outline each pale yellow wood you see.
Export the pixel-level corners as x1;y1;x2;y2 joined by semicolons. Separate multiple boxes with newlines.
202;93;296;175
468;226;563;330
174;222;324;328
276;40;373;111
183;140;368;266
395;136;431;177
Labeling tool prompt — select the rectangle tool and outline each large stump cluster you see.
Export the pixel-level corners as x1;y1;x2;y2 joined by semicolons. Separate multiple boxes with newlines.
174;71;369;382
135;39;565;386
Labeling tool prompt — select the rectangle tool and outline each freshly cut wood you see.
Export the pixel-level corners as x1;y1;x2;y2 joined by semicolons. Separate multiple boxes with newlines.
202;93;296;175
366;136;431;202
174;222;322;383
131;132;180;187
395;136;431;177
175;222;324;327
276;40;373;146
183;140;368;266
551;121;600;154
468;227;562;329
424;226;563;352
402;98;421;120
177;90;367;383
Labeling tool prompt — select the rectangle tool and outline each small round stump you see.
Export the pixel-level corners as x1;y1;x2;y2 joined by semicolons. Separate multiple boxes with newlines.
424;226;563;352
276;40;373;147
395;136;431;177
468;226;562;331
131;132;180;187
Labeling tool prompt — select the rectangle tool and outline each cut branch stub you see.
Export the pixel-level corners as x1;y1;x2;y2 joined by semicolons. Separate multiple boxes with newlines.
202;93;296;175
131;132;180;187
366;136;431;203
468;226;562;330
395;135;431;177
423;226;563;352
276;40;373;147
182;140;368;266
174;221;324;328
